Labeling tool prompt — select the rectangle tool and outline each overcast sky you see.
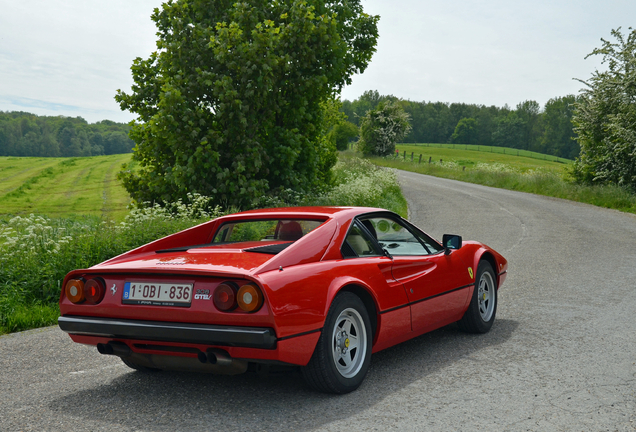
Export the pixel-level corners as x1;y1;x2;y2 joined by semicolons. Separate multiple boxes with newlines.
0;0;634;124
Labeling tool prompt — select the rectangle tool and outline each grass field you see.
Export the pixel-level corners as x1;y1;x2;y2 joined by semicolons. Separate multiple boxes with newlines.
0;154;132;221
393;144;569;174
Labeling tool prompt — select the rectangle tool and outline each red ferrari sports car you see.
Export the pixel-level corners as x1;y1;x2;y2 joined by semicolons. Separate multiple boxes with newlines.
59;206;507;394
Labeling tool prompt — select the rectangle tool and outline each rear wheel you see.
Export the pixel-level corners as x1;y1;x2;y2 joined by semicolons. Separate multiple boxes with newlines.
302;292;372;394
458;261;497;333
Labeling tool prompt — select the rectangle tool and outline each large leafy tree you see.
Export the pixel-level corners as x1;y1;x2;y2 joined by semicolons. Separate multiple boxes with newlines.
116;0;379;207
450;117;478;144
358;101;411;156
572;28;636;190
492;112;525;148
541;95;578;159
515;100;542;151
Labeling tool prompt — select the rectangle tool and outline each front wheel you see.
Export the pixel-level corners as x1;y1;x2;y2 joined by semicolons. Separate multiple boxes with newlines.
302;292;372;394
458;261;498;333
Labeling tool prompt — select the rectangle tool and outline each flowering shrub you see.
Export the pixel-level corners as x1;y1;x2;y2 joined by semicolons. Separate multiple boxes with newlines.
0;214;73;255
310;157;402;209
0;195;225;333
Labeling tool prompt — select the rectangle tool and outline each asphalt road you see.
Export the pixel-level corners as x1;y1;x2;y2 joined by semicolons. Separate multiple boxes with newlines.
1;170;635;431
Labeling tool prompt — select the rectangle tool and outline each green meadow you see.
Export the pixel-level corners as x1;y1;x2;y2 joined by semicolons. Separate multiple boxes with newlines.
393;143;569;173
0;154;132;221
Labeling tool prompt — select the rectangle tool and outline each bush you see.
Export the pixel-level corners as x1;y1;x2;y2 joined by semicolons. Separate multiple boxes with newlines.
358;101;412;156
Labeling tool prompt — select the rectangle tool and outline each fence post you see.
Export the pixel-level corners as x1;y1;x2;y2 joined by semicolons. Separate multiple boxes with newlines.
411;152;414;162
418;154;422;164
429;156;432;164
403;151;406;161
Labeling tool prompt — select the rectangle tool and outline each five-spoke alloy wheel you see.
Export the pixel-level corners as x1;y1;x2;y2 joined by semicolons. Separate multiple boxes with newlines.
458;260;498;334
302;292;372;394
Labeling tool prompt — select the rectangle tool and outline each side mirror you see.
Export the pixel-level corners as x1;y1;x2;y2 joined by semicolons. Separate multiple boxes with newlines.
442;234;462;255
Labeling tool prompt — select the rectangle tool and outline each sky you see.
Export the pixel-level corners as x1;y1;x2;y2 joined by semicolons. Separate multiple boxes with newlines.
0;0;634;124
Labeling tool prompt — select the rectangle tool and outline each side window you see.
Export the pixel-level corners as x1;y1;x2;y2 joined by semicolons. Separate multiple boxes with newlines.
362;216;436;256
342;221;383;258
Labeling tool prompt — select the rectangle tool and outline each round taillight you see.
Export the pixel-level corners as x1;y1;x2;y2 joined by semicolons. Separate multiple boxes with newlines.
237;283;263;313
213;282;237;311
65;279;85;304
84;278;105;305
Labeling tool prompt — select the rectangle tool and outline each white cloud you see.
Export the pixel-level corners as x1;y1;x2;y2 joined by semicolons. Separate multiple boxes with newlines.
0;0;633;122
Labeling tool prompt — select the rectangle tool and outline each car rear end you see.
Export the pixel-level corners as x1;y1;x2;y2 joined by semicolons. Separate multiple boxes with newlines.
58;258;320;374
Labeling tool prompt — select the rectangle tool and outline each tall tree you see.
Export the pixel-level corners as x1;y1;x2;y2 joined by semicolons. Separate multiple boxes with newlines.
541;95;578;159
492;112;525;148
450;117;479;144
573;27;636;190
116;0;379;207
516;100;542;151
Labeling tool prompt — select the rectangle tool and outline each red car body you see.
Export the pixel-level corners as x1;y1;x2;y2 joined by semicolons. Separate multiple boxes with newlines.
59;206;507;393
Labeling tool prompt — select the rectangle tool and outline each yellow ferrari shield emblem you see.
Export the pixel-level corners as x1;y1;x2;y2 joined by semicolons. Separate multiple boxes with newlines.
345;338;350;348
468;267;474;279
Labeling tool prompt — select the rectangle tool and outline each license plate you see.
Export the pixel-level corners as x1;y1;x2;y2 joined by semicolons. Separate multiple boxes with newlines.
123;282;193;307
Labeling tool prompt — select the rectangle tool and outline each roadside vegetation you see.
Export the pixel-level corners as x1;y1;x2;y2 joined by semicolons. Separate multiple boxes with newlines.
0;155;405;335
375;145;636;214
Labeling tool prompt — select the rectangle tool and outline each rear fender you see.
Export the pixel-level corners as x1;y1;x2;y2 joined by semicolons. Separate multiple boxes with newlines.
323;277;381;343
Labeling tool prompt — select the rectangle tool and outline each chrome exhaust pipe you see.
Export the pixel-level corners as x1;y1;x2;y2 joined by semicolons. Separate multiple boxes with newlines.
96;342;131;357
206;348;232;366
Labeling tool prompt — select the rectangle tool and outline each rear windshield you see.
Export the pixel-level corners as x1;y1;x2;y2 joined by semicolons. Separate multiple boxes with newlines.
212;219;324;243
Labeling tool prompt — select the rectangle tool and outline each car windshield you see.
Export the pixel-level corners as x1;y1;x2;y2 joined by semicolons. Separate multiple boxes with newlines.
212;219;324;243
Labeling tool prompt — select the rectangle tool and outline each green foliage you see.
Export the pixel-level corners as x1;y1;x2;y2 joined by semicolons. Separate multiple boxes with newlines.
451;117;478;144
341;90;395;126
359;101;412;156
572;27;636;191
308;155;407;216
0;112;134;157
331;121;359;150
0;198;224;333
515;100;542;152
492;112;526;148
341;93;578;158
116;0;379;208
542;95;579;159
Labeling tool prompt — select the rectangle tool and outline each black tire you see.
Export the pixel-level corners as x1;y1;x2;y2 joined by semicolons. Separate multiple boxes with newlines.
121;357;161;372
301;292;372;394
458;261;498;334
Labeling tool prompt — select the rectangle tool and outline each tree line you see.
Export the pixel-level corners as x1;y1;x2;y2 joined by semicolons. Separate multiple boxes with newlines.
341;91;579;159
0;111;135;157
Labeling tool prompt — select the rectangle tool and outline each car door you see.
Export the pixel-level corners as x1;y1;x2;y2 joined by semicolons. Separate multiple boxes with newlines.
341;220;412;342
359;215;472;333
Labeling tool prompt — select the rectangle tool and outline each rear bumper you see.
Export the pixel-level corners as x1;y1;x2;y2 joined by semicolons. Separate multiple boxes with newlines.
58;315;277;349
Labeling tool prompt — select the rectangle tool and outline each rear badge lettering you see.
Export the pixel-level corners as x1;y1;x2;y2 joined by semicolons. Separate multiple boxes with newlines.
195;288;211;300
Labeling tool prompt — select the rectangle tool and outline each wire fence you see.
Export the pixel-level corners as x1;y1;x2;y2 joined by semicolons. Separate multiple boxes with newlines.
395;143;572;164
